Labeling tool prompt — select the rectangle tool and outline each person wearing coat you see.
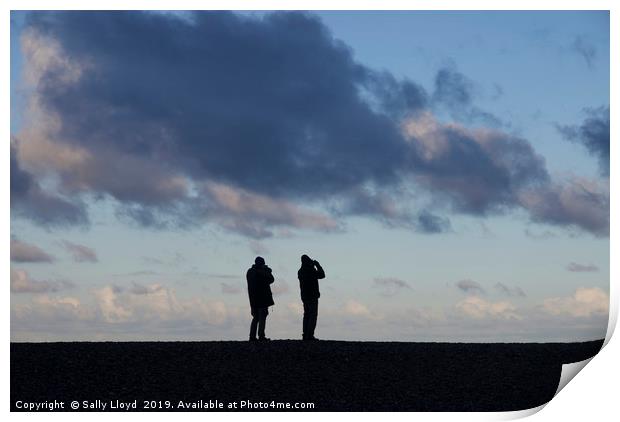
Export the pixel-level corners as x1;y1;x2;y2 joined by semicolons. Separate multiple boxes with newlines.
246;256;275;341
298;254;325;341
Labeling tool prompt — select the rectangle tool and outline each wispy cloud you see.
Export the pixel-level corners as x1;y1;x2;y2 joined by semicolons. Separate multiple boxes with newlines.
494;283;526;297
571;35;597;69
62;241;98;263
373;277;412;297
11;238;54;263
566;262;599;273
10;268;74;293
455;279;485;295
249;240;269;255
272;280;290;296
556;106;610;176
220;282;242;295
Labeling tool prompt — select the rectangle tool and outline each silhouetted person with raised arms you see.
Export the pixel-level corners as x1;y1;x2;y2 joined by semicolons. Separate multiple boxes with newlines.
246;256;275;341
298;254;325;341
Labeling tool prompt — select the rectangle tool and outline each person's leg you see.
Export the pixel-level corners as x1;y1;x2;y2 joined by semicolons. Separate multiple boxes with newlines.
308;300;318;338
249;307;258;340
303;301;310;339
258;307;269;339
303;300;318;339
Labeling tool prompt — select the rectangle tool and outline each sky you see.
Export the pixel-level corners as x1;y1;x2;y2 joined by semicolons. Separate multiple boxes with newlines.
9;10;610;342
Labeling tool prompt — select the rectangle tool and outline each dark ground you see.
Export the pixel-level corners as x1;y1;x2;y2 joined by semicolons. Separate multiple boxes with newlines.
11;339;603;412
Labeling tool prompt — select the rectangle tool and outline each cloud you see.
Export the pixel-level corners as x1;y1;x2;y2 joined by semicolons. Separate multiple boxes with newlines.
523;228;558;239
346;111;608;237
335;188;451;233
286;302;304;316
338;187;411;224
434;66;473;109
195;181;341;239
92;286;134;322
566;262;599;273
543;287;608;318
557;106;610;176
494;283;526;297
202;273;238;280
432;65;504;127
248;240;268;255
373;277;411;297
220;282;242;295
11;142;88;227
10;268;74;293
571;36;597;69
455;296;521;320
342;299;378;320
415;210;452;234
455;279;485;295
20;12;413;203
491;84;504;100
129;282;164;295
11;284;242;341
364;71;428;123
11;11;608;237
402;112;550;215
141;253;184;267
272;280;290;296
11;238;54;263
62;240;98;262
10;280;607;342
12;294;91;323
518;176;609;236
112;270;159;277
92;283;234;325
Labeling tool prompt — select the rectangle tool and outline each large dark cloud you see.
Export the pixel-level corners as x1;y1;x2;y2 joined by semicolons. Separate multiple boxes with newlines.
11;11;608;237
26;11;412;200
557;106;610;176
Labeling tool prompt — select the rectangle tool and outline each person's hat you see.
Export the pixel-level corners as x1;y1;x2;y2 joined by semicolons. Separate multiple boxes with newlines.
255;256;265;265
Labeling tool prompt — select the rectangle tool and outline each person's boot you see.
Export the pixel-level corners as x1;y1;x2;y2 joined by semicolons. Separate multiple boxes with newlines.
249;337;258;342
258;336;271;341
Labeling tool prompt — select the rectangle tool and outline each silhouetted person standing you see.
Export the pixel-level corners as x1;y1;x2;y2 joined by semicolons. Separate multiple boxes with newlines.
298;254;325;341
246;256;275;341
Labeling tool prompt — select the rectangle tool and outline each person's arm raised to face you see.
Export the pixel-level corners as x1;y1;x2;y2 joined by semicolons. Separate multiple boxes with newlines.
265;266;275;284
313;260;325;279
